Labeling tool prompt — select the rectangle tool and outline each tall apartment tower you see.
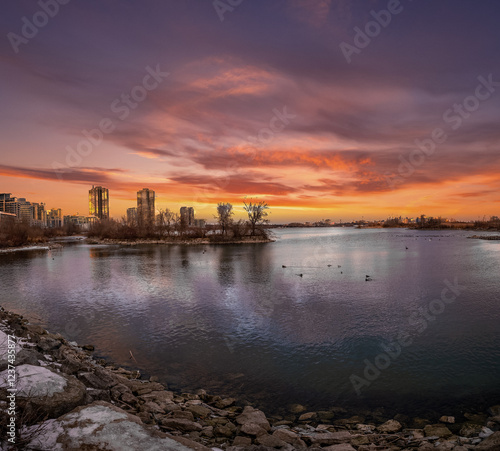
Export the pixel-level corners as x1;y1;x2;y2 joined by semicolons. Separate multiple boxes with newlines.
180;206;194;227
89;185;109;220
137;188;155;227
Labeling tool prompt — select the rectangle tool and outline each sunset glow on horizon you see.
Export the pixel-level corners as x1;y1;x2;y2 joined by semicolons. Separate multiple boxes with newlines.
2;1;500;223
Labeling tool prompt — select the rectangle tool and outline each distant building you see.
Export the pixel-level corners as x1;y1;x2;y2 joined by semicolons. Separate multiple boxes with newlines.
47;209;63;228
137;188;155;227
180;206;194;227
89;185;109;220
63;215;97;231
127;207;138;224
0;193;48;226
31;202;47;227
193;218;206;228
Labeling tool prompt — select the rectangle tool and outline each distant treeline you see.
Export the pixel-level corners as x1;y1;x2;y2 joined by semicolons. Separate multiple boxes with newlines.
88;200;272;242
0;221;78;248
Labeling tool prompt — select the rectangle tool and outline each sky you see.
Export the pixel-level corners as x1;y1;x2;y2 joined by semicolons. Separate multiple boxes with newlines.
1;0;500;223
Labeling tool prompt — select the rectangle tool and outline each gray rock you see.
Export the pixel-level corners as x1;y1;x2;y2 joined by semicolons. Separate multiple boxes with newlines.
0;364;86;418
479;427;495;439
24;401;204;450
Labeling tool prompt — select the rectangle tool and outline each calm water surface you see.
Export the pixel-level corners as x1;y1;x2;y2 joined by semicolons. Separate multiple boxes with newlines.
1;228;500;416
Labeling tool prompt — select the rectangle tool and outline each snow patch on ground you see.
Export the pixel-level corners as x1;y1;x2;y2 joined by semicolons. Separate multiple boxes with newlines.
0;364;67;397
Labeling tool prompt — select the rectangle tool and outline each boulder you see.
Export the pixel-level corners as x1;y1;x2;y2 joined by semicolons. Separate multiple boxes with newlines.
0;364;86;418
377;419;402;433
185;404;211;418
424;424;453;438
460;422;484;437
236;406;270;431
24;401;206;450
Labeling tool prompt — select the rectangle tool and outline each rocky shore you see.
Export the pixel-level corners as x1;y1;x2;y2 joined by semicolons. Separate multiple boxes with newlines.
1;308;500;450
468;235;500;241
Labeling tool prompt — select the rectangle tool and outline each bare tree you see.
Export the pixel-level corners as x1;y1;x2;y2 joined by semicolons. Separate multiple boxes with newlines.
243;199;270;236
156;208;176;236
216;202;233;236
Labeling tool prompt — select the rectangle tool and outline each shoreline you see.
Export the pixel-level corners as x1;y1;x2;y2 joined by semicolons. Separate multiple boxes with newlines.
1;307;499;450
85;237;276;246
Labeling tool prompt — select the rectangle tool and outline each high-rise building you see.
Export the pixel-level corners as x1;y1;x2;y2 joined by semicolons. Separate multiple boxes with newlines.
89;185;109;220
137;188;155;227
127;207;138;224
180;206;194;227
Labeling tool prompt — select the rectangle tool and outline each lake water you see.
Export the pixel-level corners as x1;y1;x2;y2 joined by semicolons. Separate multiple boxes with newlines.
1;228;499;417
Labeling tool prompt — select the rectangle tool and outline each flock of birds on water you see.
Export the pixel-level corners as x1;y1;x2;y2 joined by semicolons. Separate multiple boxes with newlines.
278;240;441;281
280;263;373;281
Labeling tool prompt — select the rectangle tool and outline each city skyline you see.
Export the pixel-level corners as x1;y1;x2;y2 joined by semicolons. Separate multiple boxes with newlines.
1;186;496;226
2;2;500;222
